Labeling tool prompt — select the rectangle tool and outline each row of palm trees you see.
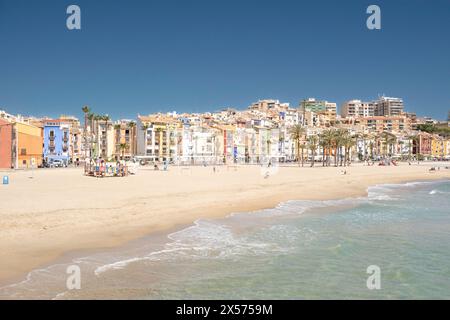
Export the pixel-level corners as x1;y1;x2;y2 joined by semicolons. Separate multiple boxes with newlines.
82;106;135;160
289;125;420;167
82;106;111;159
289;125;356;167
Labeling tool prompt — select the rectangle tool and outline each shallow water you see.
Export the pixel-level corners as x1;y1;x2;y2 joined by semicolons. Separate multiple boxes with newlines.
1;180;450;299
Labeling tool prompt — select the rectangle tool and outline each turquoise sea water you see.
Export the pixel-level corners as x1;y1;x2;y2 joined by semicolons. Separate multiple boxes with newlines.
1;180;450;299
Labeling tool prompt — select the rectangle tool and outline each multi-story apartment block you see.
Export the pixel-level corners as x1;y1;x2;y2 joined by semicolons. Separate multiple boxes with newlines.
249;99;290;112
113;120;137;160
374;96;404;116
300;98;336;124
340;100;375;118
355;116;411;133
43;119;72;165
137;115;181;162
59;116;82;162
91;119;115;160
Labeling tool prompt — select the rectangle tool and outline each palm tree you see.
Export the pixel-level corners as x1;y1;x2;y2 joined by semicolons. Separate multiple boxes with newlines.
87;113;97;159
330;130;338;166
166;125;174;161
357;132;370;161
266;138;272;159
407;135;419;160
369;141;375;160
81;106;90;160
381;132;397;157
342;135;356;166
319;134;328;166
103;115;110;130
128;121;136;156
155;128;164;160
141;124;150;156
289;125;306;166
372;133;381;158
307;135;319;167
322;129;335;166
278;135;285;156
101;115;110;159
331;129;344;166
119;143;129;160
193;135;199;164
398;140;405;159
299;143;307;167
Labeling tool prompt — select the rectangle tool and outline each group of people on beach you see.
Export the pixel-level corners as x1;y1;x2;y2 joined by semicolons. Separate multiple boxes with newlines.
85;159;129;178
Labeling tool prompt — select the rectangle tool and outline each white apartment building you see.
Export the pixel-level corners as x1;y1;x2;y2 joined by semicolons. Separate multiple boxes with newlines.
136;115;180;162
249;99;290;112
340;100;375;118
95;120;115;160
374;96;404;116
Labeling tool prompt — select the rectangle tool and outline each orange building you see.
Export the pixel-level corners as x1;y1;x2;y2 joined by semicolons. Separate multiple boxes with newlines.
355;116;411;133
13;122;43;169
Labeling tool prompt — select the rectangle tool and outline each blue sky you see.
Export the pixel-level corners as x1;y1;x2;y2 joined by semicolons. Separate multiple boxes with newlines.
0;0;449;120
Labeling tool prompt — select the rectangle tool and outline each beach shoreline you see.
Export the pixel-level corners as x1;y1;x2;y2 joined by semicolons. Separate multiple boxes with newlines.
1;163;449;286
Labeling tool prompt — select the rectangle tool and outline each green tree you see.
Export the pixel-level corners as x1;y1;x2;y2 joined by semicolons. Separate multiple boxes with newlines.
307;135;319;167
289;125;306;166
81;106;90;160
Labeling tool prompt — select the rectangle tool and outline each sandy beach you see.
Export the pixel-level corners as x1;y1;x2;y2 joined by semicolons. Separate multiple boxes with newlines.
0;163;449;285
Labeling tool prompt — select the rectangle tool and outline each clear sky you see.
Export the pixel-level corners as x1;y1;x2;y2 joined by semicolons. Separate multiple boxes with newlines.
0;0;449;120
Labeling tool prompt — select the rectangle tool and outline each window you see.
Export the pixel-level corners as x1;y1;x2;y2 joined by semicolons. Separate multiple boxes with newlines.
20;148;27;155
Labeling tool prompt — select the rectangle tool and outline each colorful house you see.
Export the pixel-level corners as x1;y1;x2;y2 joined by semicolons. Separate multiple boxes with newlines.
0;118;13;169
113;120;137;160
43;119;71;165
137;115;180;162
413;132;432;158
442;137;449;157
431;136;445;158
14;122;43;168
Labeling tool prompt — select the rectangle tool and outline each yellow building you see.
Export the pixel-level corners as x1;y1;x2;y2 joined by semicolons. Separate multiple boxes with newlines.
14;122;43;168
137;115;180;161
113;121;137;160
445;139;450;157
431;135;445;158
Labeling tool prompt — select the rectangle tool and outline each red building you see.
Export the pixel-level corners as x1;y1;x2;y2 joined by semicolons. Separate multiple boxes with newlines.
414;132;432;156
0;119;13;169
